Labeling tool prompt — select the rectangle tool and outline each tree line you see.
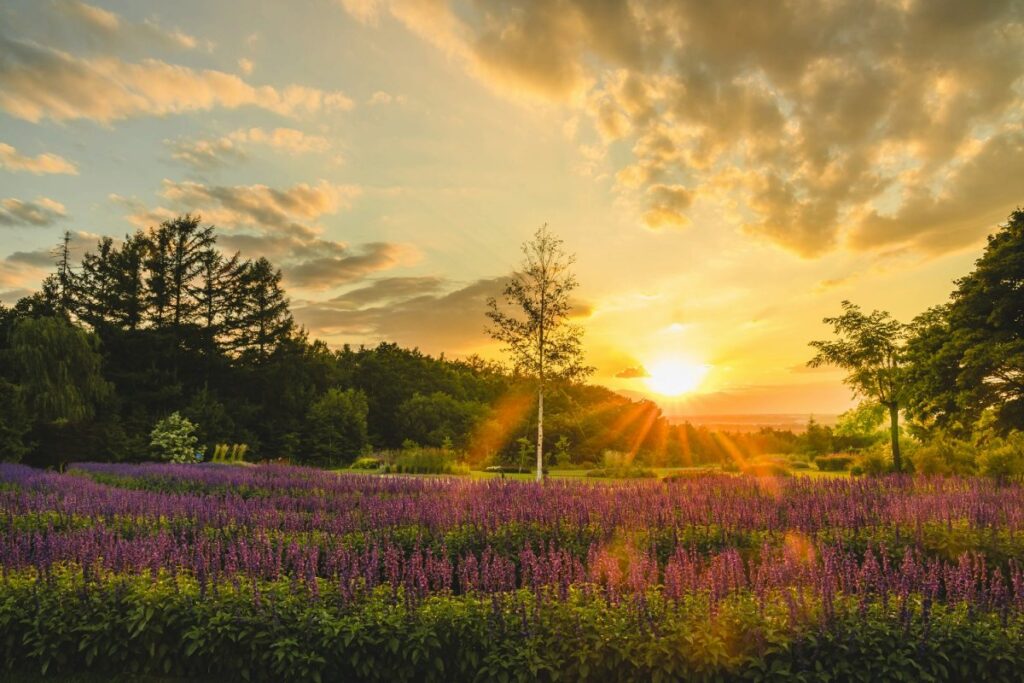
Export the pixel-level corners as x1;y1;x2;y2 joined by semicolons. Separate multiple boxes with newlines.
1;208;1019;472
0;215;821;469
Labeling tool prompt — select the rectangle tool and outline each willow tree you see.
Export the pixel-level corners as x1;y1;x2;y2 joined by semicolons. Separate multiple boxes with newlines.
486;224;592;481
809;301;908;472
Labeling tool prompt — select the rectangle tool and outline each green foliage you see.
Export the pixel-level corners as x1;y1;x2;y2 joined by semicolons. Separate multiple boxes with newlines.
814;454;855;471
552;435;570;466
390;444;467;475
211;443;248;464
395;392;487;449
801;416;834;456
585;466;656;478
978;431;1024;483
350;456;383;470
859;448;893;476
305;388;369;465
9;316;110;425
833;401;886;450
149;412;198;463
6;574;1024;682
740;461;792;477
0;379;31;462
911;434;978;476
905;209;1024;435
809;301;908;470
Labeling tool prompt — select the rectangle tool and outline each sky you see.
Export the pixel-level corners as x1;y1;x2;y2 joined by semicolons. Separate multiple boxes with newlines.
1;0;1022;417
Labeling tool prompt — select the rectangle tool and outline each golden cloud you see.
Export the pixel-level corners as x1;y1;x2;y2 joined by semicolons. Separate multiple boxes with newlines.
0;34;354;123
0;197;67;227
0;142;78;175
351;0;1024;256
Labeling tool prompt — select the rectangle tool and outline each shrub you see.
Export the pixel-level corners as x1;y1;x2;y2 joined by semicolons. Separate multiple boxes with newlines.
979;433;1024;483
859;447;893;476
814;454;855;471
149;412;199;464
662;468;719;481
911;436;977;476
350;456;383;470
586;466;656;479
740;461;791;477
393;446;467;475
850;464;864;476
789;460;811;470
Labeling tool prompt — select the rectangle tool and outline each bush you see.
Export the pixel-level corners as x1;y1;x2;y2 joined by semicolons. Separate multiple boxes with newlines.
350;456;383;470
662;468;719;481
979;432;1024;483
859;447;892;476
149;412;199;464
586;466;656;479
392;446;467;475
814;454;855;471
740;461;791;477
789;460;811;470
911;436;977;476
483;464;547;475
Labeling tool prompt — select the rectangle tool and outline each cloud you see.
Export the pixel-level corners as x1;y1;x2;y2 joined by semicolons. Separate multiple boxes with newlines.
851;131;1024;253
0;142;78;175
52;0;202;53
237;58;254;75
168;127;331;169
156;179;359;237
0;33;354;123
615;366;649;379
111;179;410;290
0;197;67;227
286;242;413;289
642;184;693;229
358;0;1024;256
367;90;406;105
330;276;445;307
0;230;98;300
294;276;506;352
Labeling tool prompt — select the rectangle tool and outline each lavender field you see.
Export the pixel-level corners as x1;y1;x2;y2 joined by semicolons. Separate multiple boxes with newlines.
3;463;1024;681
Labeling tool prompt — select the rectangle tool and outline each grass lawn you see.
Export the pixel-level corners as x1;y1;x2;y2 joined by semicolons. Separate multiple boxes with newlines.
338;464;852;480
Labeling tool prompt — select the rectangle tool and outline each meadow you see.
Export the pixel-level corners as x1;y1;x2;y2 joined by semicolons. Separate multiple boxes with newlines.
3;462;1024;681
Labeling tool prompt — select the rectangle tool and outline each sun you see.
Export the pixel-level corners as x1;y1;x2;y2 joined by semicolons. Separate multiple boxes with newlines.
644;358;709;396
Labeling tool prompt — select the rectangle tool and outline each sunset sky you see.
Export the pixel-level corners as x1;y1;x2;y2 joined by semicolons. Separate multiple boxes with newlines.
2;0;1022;416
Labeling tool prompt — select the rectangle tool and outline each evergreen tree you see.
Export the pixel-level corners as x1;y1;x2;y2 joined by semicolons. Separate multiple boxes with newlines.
235;258;294;363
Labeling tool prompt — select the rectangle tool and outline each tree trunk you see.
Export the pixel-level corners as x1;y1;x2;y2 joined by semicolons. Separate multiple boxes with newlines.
888;403;901;473
536;389;544;482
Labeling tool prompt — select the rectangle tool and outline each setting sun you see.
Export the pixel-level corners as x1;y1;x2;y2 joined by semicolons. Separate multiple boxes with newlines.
644;358;710;396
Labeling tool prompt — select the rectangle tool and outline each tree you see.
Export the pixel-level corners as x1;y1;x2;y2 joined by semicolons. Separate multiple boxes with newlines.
395;392;487;449
150;412;199;463
486;224;593;481
235;258;294;363
305;388;369;465
905;208;1024;434
0;379;31;462
809;301;908;471
10;316;111;425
